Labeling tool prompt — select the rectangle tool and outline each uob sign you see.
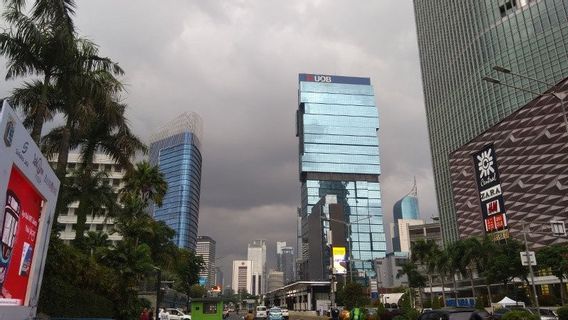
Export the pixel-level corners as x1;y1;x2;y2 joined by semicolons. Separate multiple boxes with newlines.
306;74;332;83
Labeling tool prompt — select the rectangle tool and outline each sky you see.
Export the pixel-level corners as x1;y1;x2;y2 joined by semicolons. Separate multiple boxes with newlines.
0;1;438;285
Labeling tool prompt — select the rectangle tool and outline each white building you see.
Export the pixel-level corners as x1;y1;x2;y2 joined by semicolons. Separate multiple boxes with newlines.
53;153;126;244
247;240;267;295
267;271;284;292
232;260;253;294
196;236;216;288
391;219;425;252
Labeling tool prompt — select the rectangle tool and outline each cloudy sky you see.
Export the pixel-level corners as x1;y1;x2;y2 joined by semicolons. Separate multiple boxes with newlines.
1;1;438;283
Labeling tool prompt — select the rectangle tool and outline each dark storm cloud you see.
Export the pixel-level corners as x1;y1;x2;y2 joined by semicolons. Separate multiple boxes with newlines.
0;1;438;280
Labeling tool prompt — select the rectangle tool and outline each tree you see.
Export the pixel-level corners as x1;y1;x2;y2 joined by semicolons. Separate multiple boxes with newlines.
397;261;426;307
536;244;568;304
121;161;167;206
335;282;370;310
434;248;451;306
0;0;76;143
62;168;117;248
189;284;207;298
174;249;205;309
410;239;437;301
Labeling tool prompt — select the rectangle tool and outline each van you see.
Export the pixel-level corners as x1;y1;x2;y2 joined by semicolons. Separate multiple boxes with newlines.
255;306;268;320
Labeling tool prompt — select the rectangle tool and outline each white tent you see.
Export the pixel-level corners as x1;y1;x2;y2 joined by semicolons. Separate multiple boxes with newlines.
493;296;525;308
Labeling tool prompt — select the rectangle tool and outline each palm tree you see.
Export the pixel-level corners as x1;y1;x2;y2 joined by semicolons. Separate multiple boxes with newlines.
435;248;452;307
411;239;437;302
397;261;426;307
85;230;111;257
0;0;76;143
121;161;168;206
62;168;117;247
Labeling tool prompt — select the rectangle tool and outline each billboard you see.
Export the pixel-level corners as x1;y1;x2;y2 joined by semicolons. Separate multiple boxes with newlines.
332;246;347;275
299;73;371;86
472;145;509;241
0;101;60;318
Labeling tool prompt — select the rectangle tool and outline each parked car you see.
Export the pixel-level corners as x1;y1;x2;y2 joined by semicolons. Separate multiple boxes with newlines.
528;308;558;320
418;308;491;320
255;305;268;320
166;308;192;320
268;307;283;320
280;308;289;320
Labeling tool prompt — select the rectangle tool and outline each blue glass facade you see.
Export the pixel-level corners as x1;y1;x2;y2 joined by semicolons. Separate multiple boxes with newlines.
393;195;420;221
297;73;385;277
150;132;202;250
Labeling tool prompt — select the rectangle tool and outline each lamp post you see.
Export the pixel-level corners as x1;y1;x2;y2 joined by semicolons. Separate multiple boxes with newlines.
153;266;162;320
322;215;376;282
483;67;568;135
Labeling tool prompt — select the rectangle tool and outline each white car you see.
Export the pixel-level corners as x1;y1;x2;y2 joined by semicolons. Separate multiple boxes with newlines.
166;308;191;320
255;305;268;320
280;308;289;320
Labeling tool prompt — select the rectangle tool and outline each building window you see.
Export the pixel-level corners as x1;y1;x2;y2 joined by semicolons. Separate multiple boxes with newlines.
96;224;104;231
113;179;120;187
203;302;217;314
104;164;112;172
499;0;517;17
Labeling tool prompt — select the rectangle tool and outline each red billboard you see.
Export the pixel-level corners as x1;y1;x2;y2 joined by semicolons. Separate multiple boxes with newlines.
0;166;43;305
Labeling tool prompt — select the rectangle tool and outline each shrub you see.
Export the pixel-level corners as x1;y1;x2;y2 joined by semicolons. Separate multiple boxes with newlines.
557;306;568;320
501;310;539;320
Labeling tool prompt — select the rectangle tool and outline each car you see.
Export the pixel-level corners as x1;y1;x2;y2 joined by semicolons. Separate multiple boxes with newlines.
166;308;191;320
418;308;491;320
268;307;283;320
528;308;558;320
280;308;289;320
255;305;268;320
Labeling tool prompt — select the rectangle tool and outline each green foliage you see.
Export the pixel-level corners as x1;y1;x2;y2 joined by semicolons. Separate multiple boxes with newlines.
189;284;207;298
431;296;441;309
501;310;538;320
557;306;568;320
336;282;371;310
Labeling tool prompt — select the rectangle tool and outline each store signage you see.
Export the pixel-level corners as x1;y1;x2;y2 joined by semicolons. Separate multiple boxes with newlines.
472;144;509;240
332;246;347;275
299;73;371;86
0;101;60;319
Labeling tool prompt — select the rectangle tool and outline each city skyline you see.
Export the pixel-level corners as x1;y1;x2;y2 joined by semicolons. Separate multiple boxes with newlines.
0;1;435;281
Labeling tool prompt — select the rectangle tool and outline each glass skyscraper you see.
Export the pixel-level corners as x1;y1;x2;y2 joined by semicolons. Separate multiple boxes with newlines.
297;73;385;277
414;0;568;242
149;113;203;250
392;180;422;252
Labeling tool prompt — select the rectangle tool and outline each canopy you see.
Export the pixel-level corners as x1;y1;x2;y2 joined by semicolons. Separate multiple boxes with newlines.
495;296;525;307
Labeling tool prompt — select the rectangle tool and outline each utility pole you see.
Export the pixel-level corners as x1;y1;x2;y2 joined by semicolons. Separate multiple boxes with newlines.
522;223;540;314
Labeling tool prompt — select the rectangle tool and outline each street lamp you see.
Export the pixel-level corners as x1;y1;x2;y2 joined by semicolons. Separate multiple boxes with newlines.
153;266;162;320
322;215;376;282
483;67;568;135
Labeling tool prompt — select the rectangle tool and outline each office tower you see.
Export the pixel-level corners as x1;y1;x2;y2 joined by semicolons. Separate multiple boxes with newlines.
196;236;216;288
280;246;295;284
149;113;203;250
247;240;267;295
297;73;385;278
414;0;568;242
51;153;126;245
215;267;224;288
267;271;284;292
391;180;423;252
232;260;253;294
276;241;286;271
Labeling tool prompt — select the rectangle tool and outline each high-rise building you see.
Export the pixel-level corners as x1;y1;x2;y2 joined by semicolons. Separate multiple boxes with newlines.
247;240;266;295
280;246;295;285
267;271;284;292
215;267;224;288
196;236;216;288
232;260;253;294
414;0;568;242
297;73;385;278
392;180;423;252
149;113;203;250
276;241;286;271
52;153;126;245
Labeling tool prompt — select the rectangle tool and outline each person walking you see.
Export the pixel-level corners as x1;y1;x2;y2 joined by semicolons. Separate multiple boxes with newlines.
245;309;254;320
159;308;170;320
140;308;150;320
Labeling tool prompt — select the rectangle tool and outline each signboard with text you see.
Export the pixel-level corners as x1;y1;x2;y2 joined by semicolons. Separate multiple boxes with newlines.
299;73;371;86
332;246;347;275
0;101;60;319
472;145;509;240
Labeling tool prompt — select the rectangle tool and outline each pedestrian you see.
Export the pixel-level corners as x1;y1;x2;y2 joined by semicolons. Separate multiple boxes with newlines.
140;308;150;320
331;307;340;320
159;308;170;320
245;309;254;320
148;308;154;320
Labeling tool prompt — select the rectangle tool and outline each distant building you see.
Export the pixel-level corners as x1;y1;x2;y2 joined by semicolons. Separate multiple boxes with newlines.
247;240;267;295
408;222;442;249
392;180;422;252
196;236;216;288
375;252;409;289
215;267;224;288
149;113;203;250
267;271;284;292
281;246;295;284
232;260;253;294
52;153;126;245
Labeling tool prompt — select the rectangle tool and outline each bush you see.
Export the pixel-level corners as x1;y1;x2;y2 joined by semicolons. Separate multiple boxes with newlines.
501;310;539;320
557;306;568;320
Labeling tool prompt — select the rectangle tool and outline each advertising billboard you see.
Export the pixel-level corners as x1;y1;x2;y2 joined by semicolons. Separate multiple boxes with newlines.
0;101;60;318
332;246;347;275
472;144;509;240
